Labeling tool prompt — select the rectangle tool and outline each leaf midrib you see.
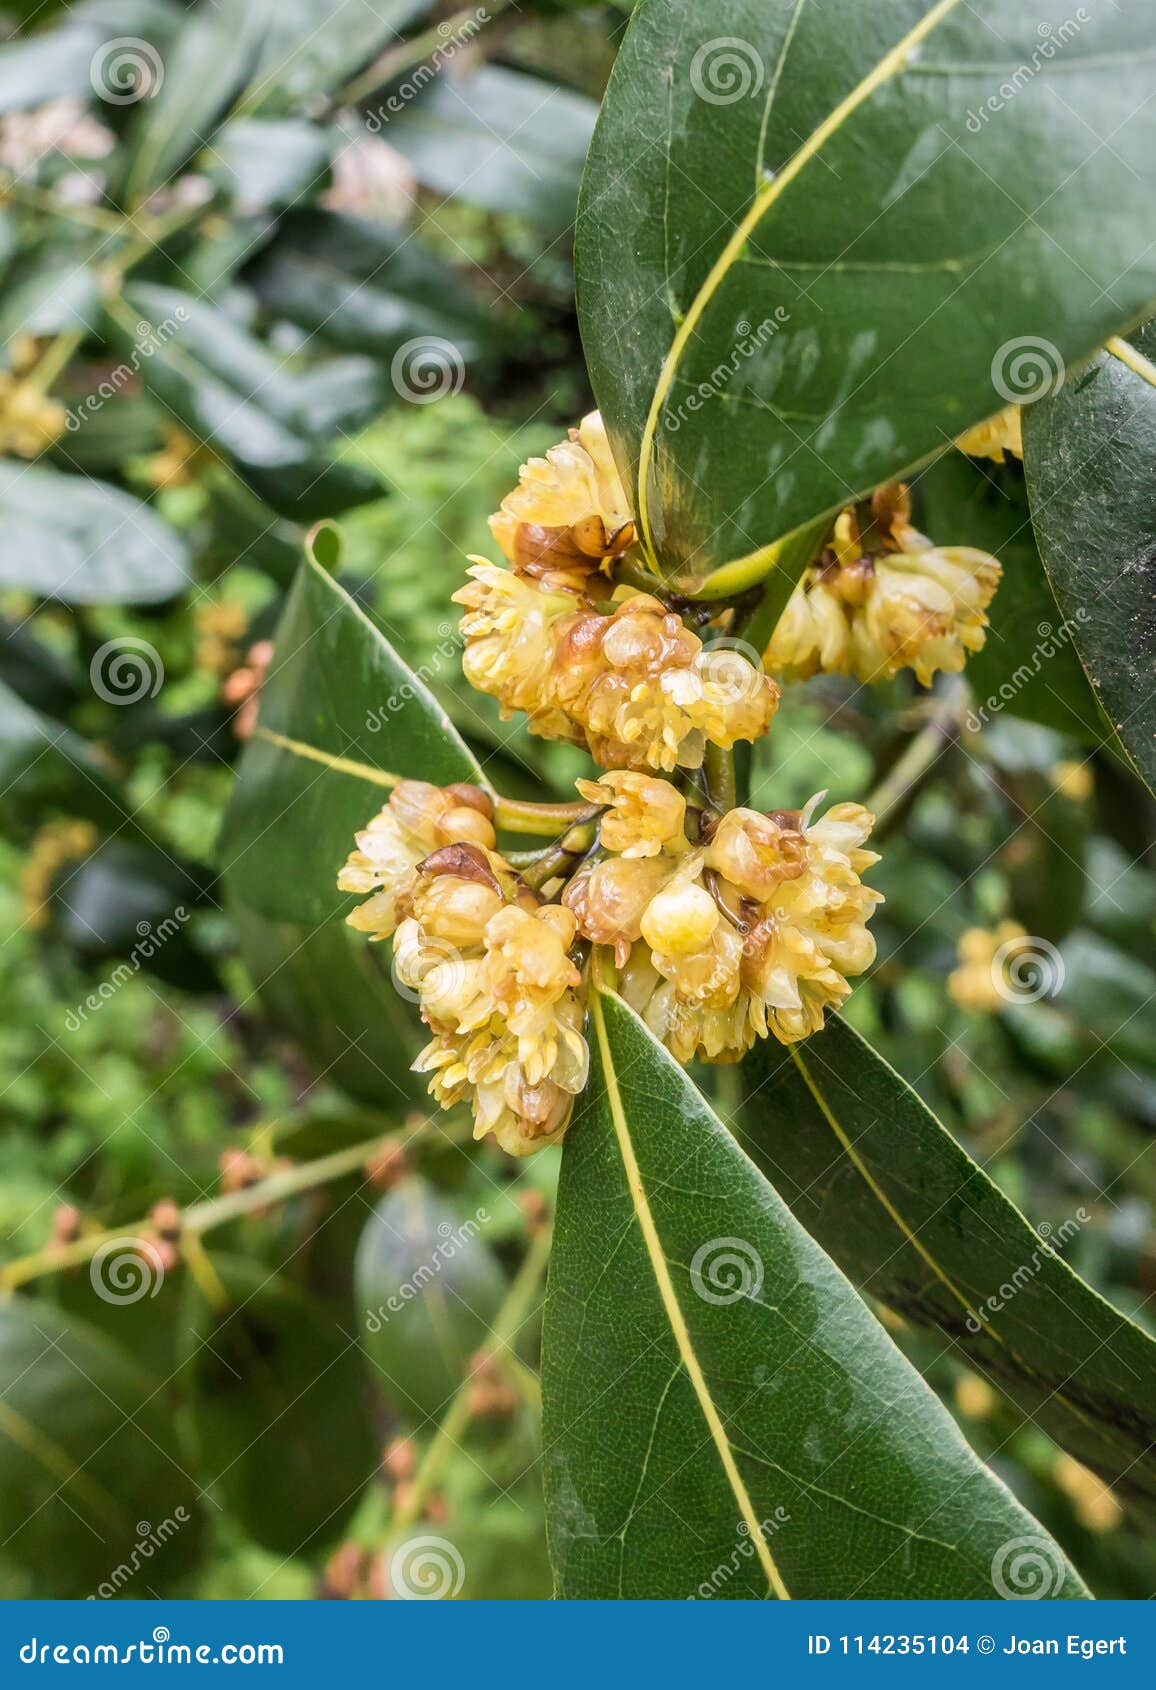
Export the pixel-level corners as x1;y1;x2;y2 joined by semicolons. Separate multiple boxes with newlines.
635;0;968;562
592;985;791;1601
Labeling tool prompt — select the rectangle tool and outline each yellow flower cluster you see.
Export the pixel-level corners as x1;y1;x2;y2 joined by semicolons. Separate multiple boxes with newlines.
454;413;779;772
0;340;66;457
340;784;588;1155
564;773;881;1062
768;488;1002;687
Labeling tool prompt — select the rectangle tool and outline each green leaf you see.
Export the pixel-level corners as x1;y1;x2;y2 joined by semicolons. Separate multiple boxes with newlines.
220;525;482;927
543;985;1087;1599
240;0;433;116
118;0;272;204
232;904;426;1109
915;453;1106;743
579;0;1156;578
0;461;189;603
184;1256;374;1558
114;283;381;522
737;1014;1156;1506
0;677;126;832
1022;326;1156;794
251;208;491;365
0;1299;202;1598
356;1178;508;1421
205;117;333;214
387;65;596;234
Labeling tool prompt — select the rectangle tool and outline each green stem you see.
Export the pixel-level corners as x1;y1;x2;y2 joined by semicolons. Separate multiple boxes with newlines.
337;0;515;108
703;744;736;812
392;1221;553;1529
864;677;969;835
0;1121;426;1293
494;796;601;838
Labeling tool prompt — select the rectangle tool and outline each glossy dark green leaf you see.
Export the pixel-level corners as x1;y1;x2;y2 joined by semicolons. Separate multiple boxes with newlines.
184;1256;374;1558
240;0;433;116
915;453;1107;743
737;1014;1156;1506
118;0;271;204
115;283;380;520
356;1178;508;1421
387;65;596;234
579;0;1156;579
543;986;1086;1599
0;1;180;113
232;903;425;1109
250;208;491;365
1022;325;1156;794
220;526;483;927
0;461;189;603
206;117;332;214
0;677;126;832
0;1299;202;1597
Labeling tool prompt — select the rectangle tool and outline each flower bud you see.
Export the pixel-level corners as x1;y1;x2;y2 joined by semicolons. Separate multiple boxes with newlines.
489;411;633;580
641;882;719;958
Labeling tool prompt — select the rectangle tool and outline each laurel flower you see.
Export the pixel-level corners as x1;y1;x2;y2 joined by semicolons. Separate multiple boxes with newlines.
338;780;495;939
452;559;582;740
554;595;779;772
490;410;634;581
956;405;1023;462
575;770;688;858
398;851;588;1157
0;373;66;458
947;920;1028;1014
565;778;880;1061
767;489;1001;687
